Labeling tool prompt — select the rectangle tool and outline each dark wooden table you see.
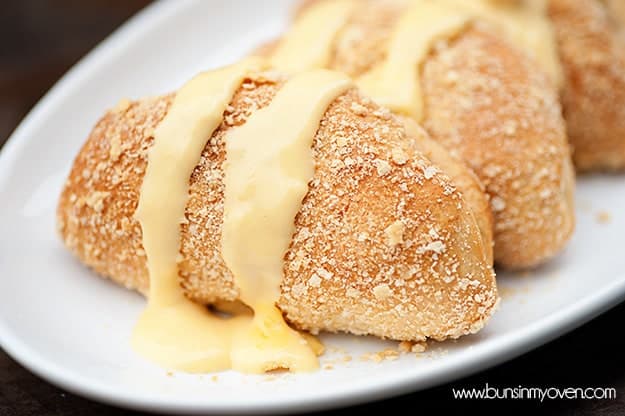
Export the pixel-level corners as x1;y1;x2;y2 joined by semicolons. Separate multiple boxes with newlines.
1;1;624;414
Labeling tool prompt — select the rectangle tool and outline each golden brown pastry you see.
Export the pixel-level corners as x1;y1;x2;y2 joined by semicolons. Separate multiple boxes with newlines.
549;0;625;171
259;0;575;269
57;69;498;342
403;118;494;266
420;26;575;268
604;0;625;24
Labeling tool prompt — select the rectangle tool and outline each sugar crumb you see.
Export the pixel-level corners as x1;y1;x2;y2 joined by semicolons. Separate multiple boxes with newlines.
491;196;506;212
350;101;368;116
373;158;392;176
391;147;408;165
308;274;322;287
113;98;130;113
373;283;392;300
384;220;405;246
596;211;612;224
398;341;427;353
417;240;446;254
423;165;438;179
109;134;122;161
84;191;110;212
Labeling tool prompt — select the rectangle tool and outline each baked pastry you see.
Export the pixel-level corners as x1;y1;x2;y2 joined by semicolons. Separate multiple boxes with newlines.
259;0;575;269
57;62;498;372
403;118;494;266
548;0;625;171
604;0;625;24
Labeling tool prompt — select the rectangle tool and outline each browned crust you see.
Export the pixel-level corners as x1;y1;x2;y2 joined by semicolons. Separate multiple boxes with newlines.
266;0;575;268
402;117;494;266
549;0;625;171
421;26;575;268
254;12;495;268
57;71;497;342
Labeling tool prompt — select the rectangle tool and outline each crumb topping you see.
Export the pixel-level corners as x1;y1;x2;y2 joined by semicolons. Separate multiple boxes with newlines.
57;69;497;342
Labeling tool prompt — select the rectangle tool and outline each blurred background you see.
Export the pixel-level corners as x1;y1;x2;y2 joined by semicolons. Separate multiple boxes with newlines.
1;1;624;415
0;1;150;141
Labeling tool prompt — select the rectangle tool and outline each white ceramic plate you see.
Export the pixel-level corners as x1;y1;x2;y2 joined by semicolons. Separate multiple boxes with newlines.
1;0;625;414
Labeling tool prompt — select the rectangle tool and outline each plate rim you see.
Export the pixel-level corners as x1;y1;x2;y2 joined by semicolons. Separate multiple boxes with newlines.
1;0;625;413
2;279;624;414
